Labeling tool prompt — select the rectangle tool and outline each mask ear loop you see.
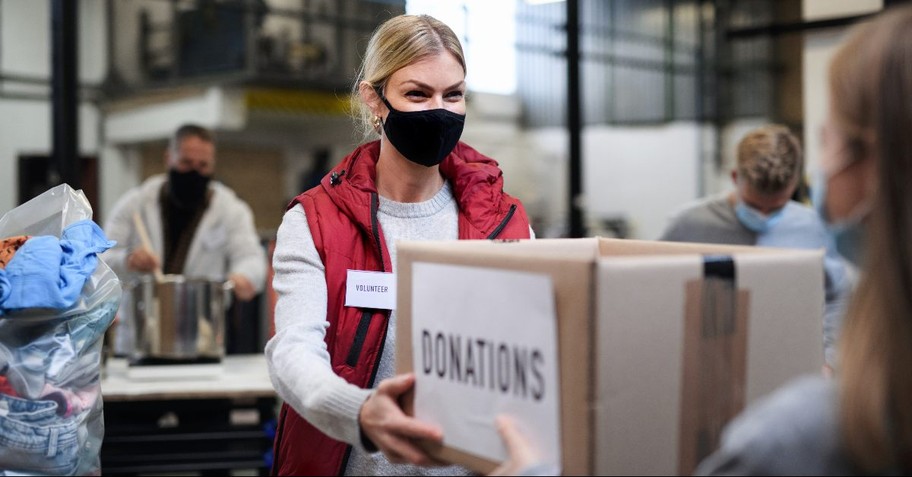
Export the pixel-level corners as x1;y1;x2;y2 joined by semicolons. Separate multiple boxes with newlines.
372;85;397;113
818;156;876;227
370;85;391;135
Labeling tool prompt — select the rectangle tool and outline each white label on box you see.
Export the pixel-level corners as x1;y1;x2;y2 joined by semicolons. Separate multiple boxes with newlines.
345;270;396;310
411;262;562;470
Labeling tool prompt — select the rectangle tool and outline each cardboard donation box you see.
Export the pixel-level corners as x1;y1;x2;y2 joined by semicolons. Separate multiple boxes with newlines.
395;238;825;475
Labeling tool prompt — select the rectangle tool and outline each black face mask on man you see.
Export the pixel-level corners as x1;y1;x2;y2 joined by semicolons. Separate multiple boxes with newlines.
168;168;211;207
378;93;465;167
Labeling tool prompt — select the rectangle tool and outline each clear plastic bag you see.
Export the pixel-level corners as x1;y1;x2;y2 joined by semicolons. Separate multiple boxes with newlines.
0;184;121;476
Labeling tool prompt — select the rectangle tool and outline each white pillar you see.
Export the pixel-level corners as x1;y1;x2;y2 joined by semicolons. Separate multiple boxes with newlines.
802;0;882;174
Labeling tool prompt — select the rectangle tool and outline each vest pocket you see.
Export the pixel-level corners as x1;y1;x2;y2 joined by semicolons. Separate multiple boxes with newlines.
345;309;374;367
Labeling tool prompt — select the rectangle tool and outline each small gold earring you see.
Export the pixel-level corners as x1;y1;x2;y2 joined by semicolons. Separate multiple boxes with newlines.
372;115;382;129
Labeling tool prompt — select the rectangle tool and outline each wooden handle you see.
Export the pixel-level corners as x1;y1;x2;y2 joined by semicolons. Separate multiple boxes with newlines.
132;211;165;282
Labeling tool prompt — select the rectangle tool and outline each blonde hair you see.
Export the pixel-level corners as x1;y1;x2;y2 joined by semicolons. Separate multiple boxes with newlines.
735;124;802;194
833;6;912;472
351;14;466;140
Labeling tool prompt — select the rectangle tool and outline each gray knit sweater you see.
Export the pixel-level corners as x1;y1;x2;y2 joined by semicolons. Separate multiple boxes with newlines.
695;375;856;475
265;182;472;476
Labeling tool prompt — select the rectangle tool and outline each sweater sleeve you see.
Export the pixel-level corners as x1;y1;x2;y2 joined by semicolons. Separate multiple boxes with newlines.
694;376;845;476
265;204;373;449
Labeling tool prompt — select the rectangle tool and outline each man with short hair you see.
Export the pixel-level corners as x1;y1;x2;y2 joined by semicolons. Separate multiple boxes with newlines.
103;123;267;355
660;124;853;371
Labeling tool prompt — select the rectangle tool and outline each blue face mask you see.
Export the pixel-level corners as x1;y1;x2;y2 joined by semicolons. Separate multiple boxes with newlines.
812;169;867;267
735;201;784;234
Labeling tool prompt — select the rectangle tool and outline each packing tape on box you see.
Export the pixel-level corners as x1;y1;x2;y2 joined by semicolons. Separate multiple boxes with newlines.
679;255;749;475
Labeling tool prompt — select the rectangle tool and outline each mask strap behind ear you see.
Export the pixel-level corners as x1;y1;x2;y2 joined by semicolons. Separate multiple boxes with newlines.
373;85;395;112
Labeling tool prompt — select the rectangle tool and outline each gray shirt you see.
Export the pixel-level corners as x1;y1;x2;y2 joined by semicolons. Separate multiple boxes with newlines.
660;194;854;366
510;376;853;476
695;375;855;475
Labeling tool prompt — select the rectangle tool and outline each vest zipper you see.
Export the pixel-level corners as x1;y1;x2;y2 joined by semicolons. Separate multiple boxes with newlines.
340;192;391;474
344;192;386;367
487;203;517;239
345;310;374;367
364;192;391;389
339;317;390;475
370;192;385;270
348;202;516;367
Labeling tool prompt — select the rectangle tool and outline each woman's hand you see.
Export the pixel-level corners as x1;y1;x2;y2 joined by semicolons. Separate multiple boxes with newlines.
490;415;541;476
359;373;444;466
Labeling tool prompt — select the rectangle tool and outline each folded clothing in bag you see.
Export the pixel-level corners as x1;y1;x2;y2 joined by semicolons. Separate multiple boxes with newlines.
0;183;121;476
0;220;115;316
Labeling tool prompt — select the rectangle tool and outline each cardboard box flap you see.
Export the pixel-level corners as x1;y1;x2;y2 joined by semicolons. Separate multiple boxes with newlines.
399;237;601;262
597;236;813;257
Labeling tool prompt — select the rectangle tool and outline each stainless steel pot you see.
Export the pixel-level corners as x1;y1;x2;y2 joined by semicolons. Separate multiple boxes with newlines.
127;274;233;363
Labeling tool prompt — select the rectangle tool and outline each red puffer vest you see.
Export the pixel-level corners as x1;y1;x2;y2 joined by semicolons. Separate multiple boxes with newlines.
271;141;531;476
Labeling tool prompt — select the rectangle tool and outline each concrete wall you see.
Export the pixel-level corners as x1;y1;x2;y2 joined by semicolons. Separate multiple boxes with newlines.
0;0;106;82
802;0;882;175
0;0;106;216
521;123;707;240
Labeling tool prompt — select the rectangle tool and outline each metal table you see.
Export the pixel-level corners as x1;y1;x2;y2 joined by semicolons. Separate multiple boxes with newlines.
100;355;277;475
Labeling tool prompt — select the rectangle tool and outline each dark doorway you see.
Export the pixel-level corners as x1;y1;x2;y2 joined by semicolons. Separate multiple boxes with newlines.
18;155;101;223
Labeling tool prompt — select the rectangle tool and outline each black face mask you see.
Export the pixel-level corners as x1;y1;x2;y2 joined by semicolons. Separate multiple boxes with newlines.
379;95;466;167
168;169;211;207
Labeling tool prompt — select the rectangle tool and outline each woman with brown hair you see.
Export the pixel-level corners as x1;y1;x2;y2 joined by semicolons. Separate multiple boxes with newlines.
695;5;912;474
493;5;912;476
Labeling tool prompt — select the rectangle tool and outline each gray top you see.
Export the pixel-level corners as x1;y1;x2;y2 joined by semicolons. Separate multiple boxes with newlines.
513;376;854;476
659;194;855;366
695;375;855;475
265;182;471;476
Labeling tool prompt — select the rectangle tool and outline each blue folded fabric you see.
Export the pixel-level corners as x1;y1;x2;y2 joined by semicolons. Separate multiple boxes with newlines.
0;272;9;305
0;220;115;316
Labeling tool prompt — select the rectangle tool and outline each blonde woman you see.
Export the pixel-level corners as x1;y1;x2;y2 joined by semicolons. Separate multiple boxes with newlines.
266;14;532;476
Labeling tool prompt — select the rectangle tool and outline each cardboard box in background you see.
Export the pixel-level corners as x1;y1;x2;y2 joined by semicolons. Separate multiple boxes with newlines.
396;238;824;475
